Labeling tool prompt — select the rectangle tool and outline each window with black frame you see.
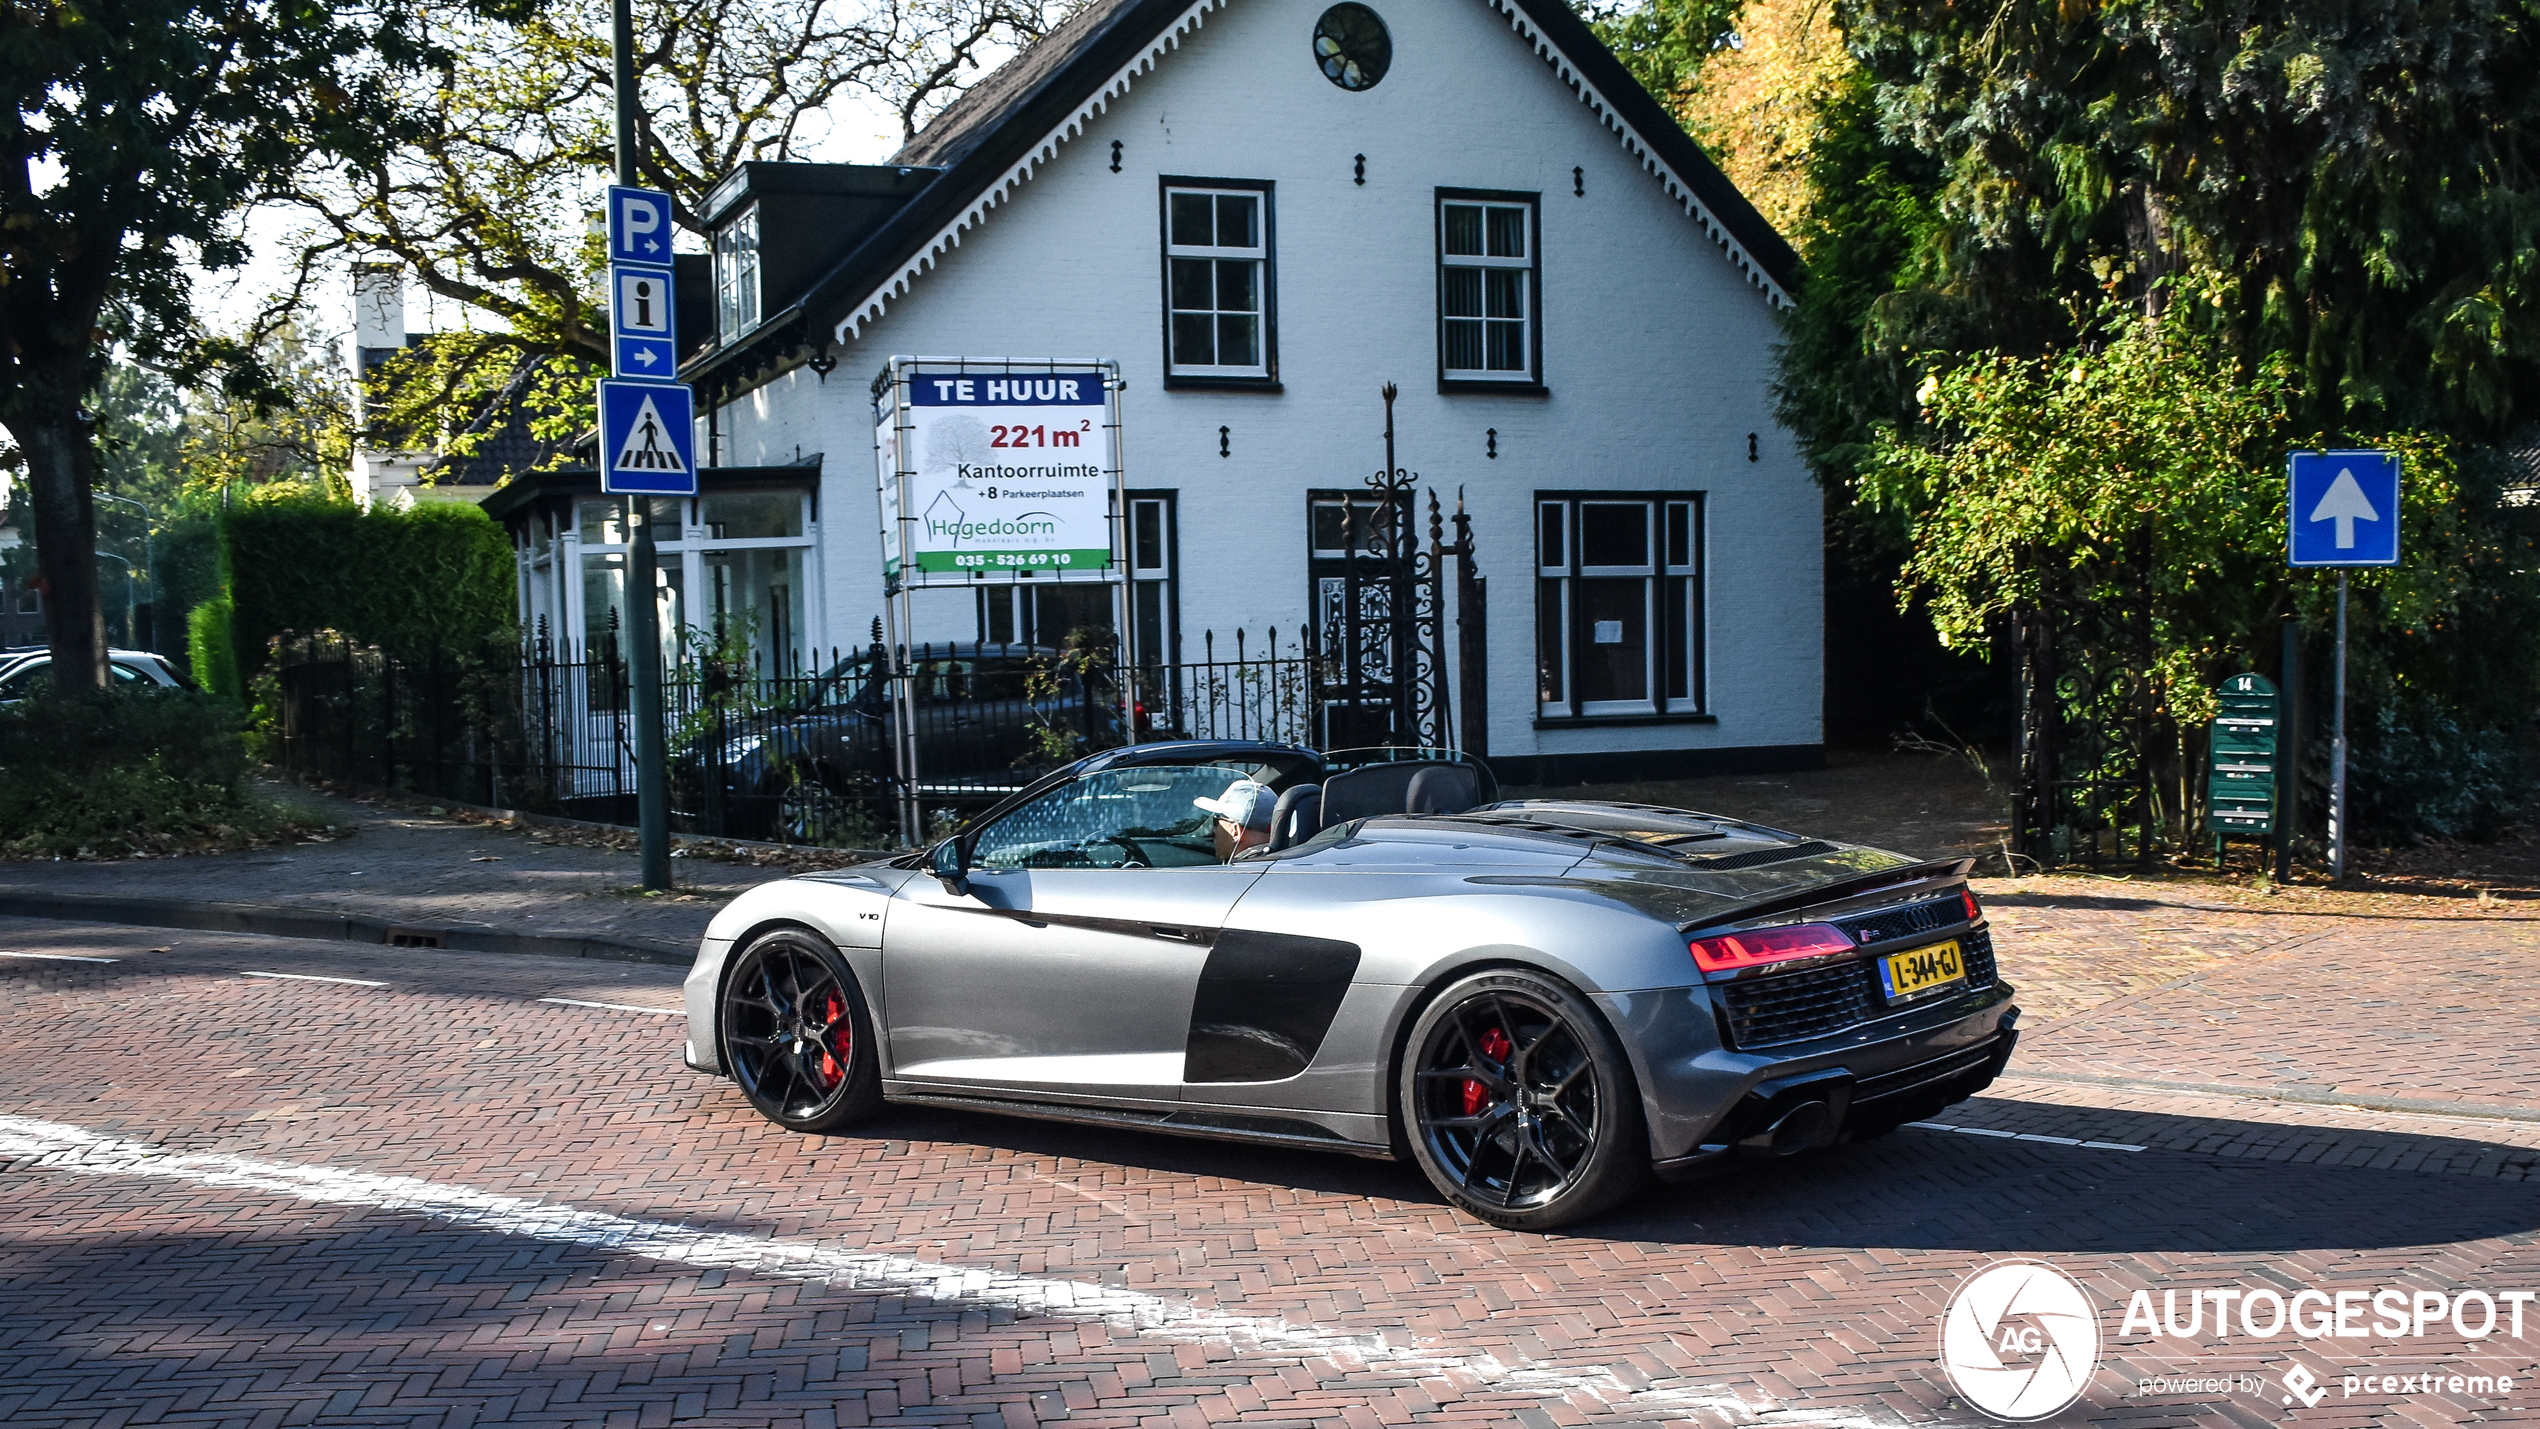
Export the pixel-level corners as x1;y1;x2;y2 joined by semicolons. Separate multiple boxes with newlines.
1161;182;1274;383
1535;493;1704;721
1437;191;1539;386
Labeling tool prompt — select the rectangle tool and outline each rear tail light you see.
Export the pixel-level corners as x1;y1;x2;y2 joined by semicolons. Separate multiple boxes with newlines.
1689;922;1856;973
1961;889;1981;921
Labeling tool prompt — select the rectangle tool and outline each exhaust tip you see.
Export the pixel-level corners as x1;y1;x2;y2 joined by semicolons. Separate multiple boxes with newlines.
1740;1099;1833;1157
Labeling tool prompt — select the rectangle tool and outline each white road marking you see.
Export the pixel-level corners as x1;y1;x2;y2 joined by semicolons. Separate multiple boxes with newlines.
240;970;390;988
1908;1120;2144;1153
538;997;682;1016
0;1113;1883;1427
0;951;118;964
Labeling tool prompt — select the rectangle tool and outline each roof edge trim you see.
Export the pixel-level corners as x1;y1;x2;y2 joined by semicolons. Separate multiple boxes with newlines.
1485;0;1790;308
833;0;1233;344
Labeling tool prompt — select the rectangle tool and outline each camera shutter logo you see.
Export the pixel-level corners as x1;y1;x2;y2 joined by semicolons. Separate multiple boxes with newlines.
1939;1260;2102;1421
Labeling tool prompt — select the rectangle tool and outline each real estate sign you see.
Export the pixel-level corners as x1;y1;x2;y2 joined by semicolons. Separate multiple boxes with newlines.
874;360;1122;587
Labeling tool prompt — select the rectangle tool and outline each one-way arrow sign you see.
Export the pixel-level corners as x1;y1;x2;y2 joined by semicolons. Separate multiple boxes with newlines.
2289;450;2400;567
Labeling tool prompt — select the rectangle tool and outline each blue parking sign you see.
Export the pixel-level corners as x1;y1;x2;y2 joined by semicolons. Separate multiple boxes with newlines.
2288;450;2400;567
598;379;696;496
606;185;675;265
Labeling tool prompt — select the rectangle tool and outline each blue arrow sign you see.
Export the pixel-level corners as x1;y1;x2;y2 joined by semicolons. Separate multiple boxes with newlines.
598;379;697;496
606;185;675;265
2288;450;2400;567
610;264;678;378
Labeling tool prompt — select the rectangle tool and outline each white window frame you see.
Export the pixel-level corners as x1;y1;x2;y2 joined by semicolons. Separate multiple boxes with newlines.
713;203;761;341
1161;181;1273;382
1438;192;1540;386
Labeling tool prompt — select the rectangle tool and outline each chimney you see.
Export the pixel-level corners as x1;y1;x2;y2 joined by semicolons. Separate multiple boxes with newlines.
351;262;405;356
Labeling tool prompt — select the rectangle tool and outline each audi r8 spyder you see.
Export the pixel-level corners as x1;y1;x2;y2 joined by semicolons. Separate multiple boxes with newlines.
681;740;2018;1229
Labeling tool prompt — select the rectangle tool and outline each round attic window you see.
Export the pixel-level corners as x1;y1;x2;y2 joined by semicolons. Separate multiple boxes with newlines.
1313;4;1392;91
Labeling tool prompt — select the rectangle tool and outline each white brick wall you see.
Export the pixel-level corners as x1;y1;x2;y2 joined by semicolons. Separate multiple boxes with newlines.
711;0;1822;763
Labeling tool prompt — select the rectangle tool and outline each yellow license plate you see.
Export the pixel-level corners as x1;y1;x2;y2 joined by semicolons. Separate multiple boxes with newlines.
1879;939;1966;1001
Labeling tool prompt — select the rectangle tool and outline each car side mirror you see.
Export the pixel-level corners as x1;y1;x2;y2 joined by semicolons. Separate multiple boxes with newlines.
930;836;971;896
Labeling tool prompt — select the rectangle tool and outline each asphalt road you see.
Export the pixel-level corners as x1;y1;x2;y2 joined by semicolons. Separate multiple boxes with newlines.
3;915;2535;1428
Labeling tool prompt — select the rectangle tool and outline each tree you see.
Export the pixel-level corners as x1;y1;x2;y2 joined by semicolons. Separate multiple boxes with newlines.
278;0;1069;472
1;0;528;693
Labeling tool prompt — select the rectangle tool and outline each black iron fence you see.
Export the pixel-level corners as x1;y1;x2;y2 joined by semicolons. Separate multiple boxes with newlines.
264;627;1329;848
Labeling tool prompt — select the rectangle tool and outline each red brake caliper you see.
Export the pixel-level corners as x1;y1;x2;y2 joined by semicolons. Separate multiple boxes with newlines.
817;989;847;1086
1463;1026;1514;1116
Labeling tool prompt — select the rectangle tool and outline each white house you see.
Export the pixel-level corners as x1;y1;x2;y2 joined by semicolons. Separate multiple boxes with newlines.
494;0;1819;784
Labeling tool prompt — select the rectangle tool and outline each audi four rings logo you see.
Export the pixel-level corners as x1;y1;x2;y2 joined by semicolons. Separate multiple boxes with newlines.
1940;1260;2104;1420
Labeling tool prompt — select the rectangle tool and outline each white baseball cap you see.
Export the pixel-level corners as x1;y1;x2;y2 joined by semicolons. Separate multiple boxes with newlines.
1193;779;1272;831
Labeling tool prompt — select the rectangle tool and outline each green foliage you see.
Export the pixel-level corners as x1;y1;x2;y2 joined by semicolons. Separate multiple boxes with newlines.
2349;694;2527;843
188;595;240;698
221;494;517;672
1791;0;2540;450
0;688;318;857
152;501;223;655
1580;0;1745;107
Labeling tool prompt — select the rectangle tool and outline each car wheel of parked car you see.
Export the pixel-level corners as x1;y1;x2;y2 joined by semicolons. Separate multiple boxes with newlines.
1399;970;1649;1230
719;929;881;1132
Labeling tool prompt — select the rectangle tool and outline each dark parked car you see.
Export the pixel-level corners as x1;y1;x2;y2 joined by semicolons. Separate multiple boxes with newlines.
680;643;1128;842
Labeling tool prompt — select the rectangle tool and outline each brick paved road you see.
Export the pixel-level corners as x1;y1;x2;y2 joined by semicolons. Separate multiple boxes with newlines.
4;913;2537;1428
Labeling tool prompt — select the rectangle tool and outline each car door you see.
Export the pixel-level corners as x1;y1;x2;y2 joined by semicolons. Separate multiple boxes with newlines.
882;762;1271;1104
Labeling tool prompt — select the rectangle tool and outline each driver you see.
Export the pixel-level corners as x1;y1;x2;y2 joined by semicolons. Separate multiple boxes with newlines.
1192;779;1276;861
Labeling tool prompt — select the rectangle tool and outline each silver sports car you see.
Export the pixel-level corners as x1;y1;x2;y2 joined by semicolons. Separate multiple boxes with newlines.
682;739;2017;1229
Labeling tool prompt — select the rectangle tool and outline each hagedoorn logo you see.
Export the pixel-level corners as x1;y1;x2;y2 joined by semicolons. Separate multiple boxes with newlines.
1940;1260;2103;1421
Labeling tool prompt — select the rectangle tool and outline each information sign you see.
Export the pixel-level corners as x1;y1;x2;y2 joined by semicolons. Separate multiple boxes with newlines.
2208;672;2279;841
875;364;1120;585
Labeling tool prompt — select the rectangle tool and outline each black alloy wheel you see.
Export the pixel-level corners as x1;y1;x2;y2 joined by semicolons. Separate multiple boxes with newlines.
720;929;881;1132
1399;970;1648;1230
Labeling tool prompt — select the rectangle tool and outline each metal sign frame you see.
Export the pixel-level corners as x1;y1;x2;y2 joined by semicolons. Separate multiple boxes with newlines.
871;356;1132;844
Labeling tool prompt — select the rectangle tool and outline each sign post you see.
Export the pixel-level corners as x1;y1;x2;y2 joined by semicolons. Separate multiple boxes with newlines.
2288;449;2401;879
602;10;693;890
872;358;1128;844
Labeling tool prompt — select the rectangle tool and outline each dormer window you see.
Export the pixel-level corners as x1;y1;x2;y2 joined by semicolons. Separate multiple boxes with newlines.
714;204;761;339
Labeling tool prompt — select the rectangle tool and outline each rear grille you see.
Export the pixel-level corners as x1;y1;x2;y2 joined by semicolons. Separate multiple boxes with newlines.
1717;928;2000;1050
1962;926;1997;987
1697;840;1838;871
1719;961;1875;1048
1839;894;1965;946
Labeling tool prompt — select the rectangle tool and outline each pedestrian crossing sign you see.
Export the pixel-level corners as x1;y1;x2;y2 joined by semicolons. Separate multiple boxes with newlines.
598;379;697;495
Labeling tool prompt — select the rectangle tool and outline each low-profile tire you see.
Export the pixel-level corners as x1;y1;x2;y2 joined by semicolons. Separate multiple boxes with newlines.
720;928;882;1133
1397;969;1650;1230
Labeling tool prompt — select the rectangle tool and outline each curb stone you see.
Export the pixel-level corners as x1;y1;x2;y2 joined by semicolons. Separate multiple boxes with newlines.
0;891;694;967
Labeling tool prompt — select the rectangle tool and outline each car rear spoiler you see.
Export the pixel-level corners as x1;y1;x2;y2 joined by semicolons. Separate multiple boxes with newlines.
1676;856;1975;937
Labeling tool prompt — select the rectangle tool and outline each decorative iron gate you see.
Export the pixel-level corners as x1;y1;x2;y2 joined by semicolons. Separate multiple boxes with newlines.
1309;383;1468;751
2009;537;2160;869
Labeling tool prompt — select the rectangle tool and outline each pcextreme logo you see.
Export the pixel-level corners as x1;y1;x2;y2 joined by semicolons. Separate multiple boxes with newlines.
1938;1260;2103;1421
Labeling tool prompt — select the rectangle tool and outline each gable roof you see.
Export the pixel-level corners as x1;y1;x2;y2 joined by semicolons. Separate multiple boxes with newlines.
680;0;1799;395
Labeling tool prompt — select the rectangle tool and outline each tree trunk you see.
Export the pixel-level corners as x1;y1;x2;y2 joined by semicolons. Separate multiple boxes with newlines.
6;391;107;693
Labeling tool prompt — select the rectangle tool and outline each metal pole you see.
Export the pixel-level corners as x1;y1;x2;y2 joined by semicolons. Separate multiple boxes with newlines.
2330;571;2349;880
614;0;671;891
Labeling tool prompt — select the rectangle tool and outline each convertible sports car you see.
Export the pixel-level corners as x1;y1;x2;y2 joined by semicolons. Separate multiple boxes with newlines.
682;740;2018;1228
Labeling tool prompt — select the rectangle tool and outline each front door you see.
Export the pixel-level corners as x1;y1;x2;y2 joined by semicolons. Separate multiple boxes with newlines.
882;761;1279;1103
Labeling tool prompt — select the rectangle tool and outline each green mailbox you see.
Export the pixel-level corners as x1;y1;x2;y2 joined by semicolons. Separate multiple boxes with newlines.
2209;672;2279;851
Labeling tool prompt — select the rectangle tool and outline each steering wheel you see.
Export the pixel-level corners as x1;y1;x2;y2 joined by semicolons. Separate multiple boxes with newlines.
1096;835;1153;868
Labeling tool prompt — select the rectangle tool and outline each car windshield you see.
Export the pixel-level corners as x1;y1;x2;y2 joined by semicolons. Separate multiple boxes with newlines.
972;763;1269;870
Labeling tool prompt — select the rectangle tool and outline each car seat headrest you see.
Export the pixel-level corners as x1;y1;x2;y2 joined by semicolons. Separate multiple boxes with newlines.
1266;783;1324;852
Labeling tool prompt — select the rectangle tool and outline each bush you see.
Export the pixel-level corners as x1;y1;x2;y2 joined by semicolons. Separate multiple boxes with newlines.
221;493;515;673
0;688;318;856
188;594;239;696
2349;697;2530;845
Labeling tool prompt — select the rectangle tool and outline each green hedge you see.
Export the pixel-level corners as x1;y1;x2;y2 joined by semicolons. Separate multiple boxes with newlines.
188;594;239;696
219;495;515;671
0;687;311;856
